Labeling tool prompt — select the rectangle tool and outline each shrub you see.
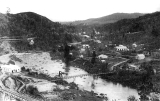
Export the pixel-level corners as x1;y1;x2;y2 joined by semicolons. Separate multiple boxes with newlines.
61;91;76;100
21;66;25;72
127;95;138;101
9;55;22;62
26;85;39;96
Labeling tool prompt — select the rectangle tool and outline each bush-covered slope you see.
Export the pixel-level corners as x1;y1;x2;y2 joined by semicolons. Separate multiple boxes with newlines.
6;12;78;52
96;12;160;50
0;13;9;36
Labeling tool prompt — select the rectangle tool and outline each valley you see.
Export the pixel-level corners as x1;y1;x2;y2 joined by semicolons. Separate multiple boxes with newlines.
0;11;160;101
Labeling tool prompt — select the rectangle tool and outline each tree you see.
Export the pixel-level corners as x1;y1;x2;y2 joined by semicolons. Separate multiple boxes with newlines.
91;29;96;39
64;43;70;67
122;63;128;70
6;7;11;15
151;26;160;37
26;86;39;96
21;66;25;72
91;50;96;64
127;96;138;101
141;62;154;76
26;68;30;73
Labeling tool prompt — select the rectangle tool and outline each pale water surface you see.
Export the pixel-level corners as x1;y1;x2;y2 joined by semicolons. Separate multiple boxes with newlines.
65;66;140;101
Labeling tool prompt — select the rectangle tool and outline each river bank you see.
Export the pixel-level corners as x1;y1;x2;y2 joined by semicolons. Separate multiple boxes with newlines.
70;58;145;87
0;52;159;100
70;57;160;101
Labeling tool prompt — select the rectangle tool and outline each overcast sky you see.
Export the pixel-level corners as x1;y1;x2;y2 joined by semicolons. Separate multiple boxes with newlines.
0;0;160;22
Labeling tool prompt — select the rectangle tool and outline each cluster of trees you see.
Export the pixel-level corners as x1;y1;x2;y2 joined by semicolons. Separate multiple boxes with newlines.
26;85;43;99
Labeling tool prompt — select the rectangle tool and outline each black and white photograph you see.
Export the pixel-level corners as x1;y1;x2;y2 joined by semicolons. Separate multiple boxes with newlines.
0;0;160;101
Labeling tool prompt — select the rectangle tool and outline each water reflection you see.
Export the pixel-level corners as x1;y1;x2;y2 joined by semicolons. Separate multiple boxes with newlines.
66;66;140;101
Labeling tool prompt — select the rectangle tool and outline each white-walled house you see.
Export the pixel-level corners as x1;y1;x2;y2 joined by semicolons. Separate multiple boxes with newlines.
0;64;21;73
115;45;129;51
136;54;145;60
132;43;137;48
98;54;108;59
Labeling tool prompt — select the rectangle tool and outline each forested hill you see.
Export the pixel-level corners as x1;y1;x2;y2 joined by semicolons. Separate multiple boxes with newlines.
0;11;160;52
2;12;78;51
96;12;160;50
62;13;144;25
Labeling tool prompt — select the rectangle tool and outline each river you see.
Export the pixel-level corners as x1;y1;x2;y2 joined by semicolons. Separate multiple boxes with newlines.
0;53;140;101
65;66;140;101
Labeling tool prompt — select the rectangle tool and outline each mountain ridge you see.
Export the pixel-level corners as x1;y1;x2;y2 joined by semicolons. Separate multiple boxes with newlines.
61;13;145;25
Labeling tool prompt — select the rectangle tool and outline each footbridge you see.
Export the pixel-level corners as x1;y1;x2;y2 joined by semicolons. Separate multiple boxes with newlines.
52;59;129;81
